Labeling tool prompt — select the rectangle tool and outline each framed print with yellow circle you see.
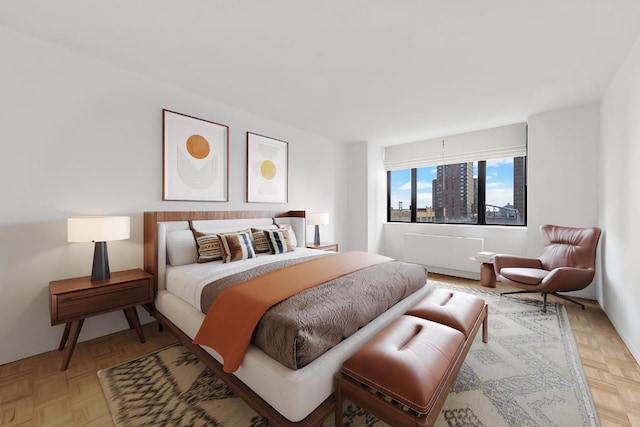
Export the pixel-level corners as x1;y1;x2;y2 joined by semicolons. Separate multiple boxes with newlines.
246;132;288;203
162;109;229;201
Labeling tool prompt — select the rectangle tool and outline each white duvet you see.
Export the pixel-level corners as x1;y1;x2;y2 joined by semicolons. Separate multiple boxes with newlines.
165;247;329;311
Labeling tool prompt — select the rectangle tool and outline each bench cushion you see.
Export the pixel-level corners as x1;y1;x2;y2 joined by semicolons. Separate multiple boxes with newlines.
341;315;464;414
406;289;485;337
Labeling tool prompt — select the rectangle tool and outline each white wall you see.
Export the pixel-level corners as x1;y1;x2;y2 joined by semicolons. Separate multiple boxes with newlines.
346;141;387;254
0;27;347;365
346;142;369;251
368;143;387;255
600;33;640;363
527;103;601;299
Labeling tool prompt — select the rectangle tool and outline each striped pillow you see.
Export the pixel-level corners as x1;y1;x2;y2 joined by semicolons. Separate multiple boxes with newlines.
264;229;294;255
218;231;256;263
193;231;223;263
251;227;276;253
277;225;297;247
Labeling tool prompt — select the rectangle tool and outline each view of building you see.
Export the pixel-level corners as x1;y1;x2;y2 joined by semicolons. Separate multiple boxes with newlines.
513;156;526;221
432;163;475;222
389;157;526;225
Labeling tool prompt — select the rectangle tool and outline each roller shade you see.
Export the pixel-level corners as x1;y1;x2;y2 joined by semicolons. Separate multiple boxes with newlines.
384;123;527;170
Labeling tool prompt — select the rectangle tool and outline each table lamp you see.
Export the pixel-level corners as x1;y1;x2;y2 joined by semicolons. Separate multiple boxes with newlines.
307;213;329;246
68;216;130;281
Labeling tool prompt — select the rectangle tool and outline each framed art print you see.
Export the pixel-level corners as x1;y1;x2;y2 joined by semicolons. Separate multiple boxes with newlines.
246;132;288;203
163;109;229;201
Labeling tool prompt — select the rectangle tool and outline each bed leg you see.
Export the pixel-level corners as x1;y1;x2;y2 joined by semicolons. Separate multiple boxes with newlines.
335;374;344;426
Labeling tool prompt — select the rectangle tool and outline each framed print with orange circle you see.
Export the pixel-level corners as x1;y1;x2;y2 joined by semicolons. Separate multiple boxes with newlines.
246;132;288;203
162;109;229;201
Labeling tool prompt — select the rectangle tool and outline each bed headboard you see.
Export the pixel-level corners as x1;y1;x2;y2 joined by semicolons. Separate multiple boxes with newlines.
144;210;306;291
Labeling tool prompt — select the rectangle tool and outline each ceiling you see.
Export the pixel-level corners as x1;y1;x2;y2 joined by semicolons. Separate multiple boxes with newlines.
2;1;640;146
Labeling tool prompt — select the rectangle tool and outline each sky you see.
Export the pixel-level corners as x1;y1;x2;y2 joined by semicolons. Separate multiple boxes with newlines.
390;158;516;210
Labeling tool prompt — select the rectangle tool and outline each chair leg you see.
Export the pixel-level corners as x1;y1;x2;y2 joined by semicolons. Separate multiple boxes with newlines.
501;289;586;311
500;290;539;296
501;289;550;312
550;292;586;310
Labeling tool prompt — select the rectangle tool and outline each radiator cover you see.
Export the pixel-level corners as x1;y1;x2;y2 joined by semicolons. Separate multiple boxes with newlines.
403;233;484;279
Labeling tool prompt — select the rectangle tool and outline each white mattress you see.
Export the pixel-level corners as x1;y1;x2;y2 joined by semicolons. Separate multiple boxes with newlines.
158;253;434;422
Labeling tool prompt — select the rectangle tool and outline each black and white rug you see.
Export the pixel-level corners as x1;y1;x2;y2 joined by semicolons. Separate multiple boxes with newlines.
98;283;599;426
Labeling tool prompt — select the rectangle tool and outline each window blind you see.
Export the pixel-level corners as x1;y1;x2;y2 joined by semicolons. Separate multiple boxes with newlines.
383;122;527;170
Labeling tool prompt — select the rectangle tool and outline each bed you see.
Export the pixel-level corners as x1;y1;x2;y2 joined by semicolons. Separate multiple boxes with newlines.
143;210;433;426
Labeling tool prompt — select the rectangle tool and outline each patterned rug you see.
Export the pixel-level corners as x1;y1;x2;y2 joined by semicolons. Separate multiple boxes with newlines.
98;283;599;426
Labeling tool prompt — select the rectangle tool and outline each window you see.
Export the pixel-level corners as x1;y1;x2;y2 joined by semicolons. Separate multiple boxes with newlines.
485;157;526;225
384;123;527;226
388;169;412;222
387;156;526;225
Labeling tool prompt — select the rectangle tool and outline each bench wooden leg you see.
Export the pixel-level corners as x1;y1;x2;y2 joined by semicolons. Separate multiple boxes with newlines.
482;304;489;343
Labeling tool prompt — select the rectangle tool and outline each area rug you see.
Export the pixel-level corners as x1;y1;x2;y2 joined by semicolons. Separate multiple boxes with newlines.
98;283;599;426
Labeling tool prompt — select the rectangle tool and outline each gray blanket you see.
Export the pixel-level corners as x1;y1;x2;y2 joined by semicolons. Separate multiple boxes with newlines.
200;255;427;369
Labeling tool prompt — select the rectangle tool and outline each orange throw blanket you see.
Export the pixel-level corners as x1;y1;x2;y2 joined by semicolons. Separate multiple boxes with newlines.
193;251;392;372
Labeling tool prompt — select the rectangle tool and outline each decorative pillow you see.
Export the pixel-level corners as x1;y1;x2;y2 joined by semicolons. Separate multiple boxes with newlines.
264;229;295;254
166;230;199;266
193;231;224;263
218;231;256;263
277;225;298;247
251;226;278;253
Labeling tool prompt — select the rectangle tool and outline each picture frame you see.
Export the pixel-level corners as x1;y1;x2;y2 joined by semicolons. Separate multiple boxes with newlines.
162;109;229;202
246;132;289;203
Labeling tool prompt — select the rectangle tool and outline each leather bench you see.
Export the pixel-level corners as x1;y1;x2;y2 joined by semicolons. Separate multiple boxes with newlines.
335;290;487;426
406;288;488;342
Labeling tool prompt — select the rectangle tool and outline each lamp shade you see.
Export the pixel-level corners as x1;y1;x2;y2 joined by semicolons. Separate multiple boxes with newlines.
68;216;130;242
307;213;329;226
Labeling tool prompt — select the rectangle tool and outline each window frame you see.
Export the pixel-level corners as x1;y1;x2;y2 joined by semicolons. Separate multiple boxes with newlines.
387;157;527;226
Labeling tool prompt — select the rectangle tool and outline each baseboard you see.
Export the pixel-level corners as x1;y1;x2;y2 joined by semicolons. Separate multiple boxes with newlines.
427;266;480;281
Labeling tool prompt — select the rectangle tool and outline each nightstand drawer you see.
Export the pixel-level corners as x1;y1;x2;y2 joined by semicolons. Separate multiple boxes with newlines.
54;279;152;324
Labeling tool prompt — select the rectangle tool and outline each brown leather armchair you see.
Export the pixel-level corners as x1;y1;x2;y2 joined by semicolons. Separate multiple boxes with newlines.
494;224;601;312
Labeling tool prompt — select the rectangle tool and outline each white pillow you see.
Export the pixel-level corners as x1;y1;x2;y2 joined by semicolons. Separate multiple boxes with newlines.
166;230;198;266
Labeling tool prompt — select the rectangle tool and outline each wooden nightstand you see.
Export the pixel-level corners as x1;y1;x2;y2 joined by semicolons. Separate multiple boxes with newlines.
306;242;339;252
49;268;153;370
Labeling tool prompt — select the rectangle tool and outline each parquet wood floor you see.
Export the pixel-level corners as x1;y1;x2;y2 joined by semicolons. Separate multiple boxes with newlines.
1;275;638;426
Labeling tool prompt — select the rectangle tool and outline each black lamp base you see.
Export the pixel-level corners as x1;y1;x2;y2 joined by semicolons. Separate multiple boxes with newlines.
91;241;111;281
314;225;321;246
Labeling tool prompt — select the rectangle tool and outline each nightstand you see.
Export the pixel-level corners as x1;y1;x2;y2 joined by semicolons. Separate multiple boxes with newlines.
306;242;339;252
49;268;153;370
